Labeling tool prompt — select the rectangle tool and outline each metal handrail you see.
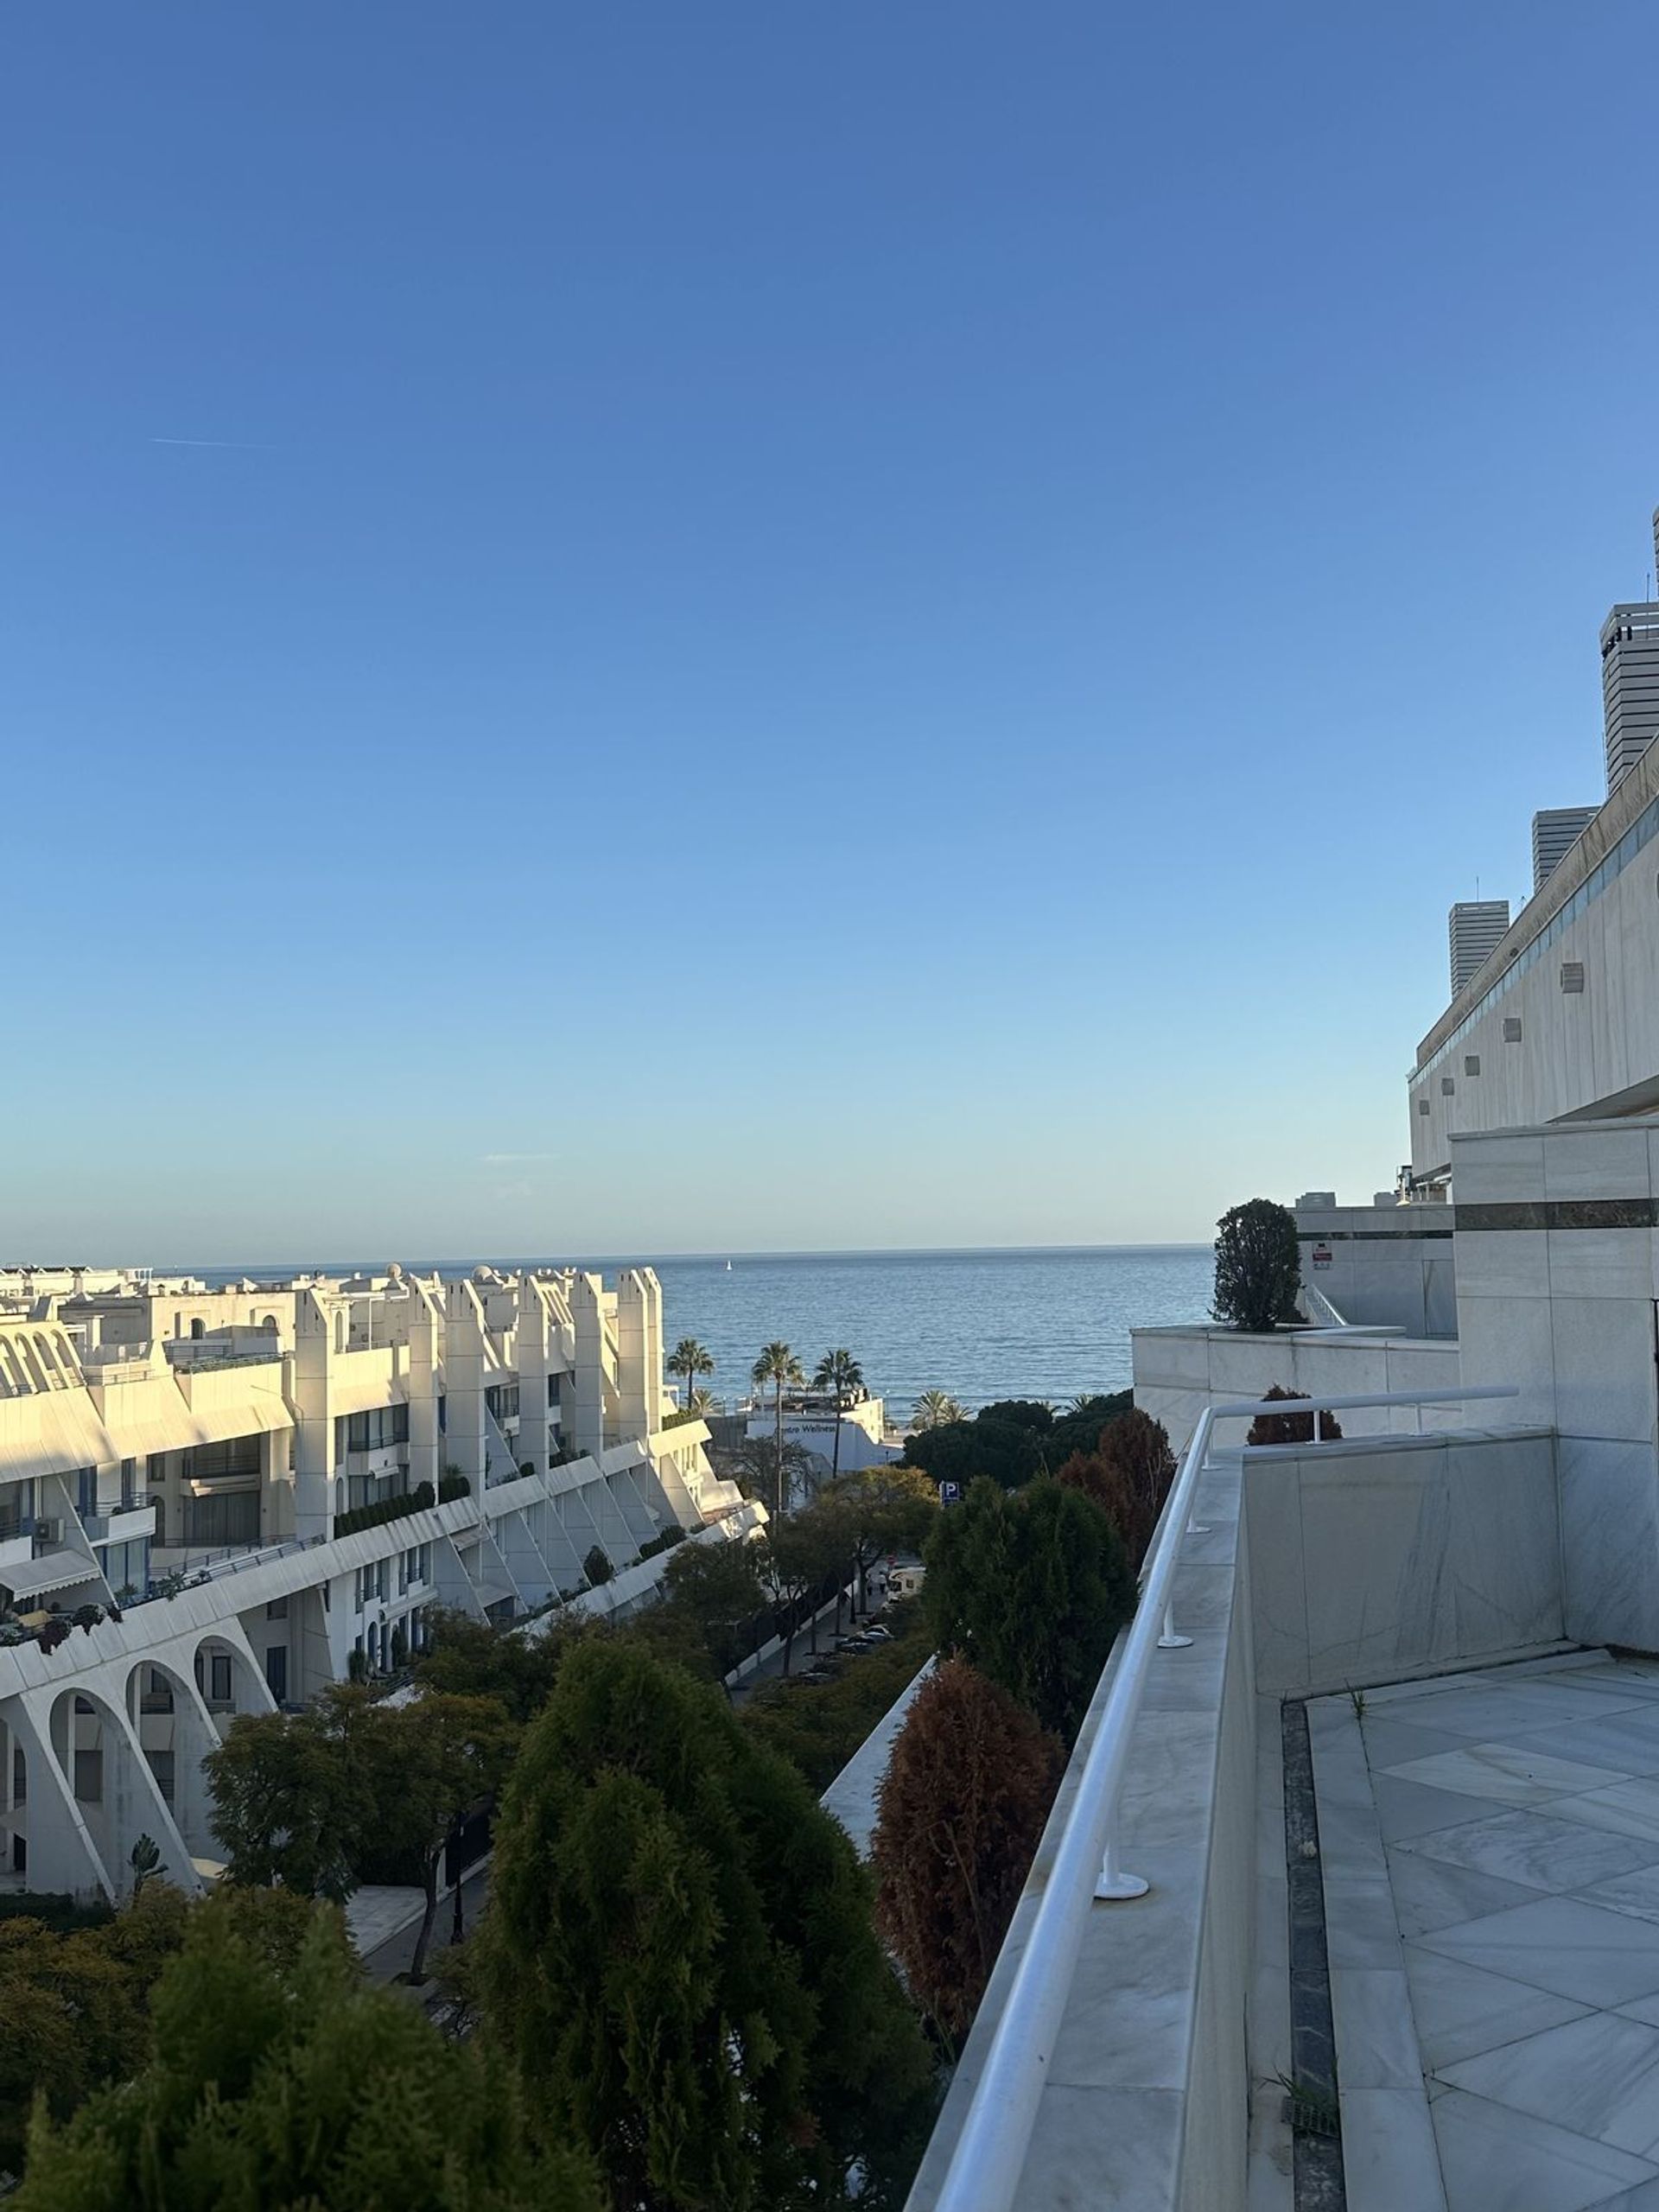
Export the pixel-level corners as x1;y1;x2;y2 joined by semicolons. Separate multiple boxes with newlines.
923;1381;1518;2212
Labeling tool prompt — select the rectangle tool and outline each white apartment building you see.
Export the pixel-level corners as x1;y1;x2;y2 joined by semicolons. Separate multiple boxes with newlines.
0;1263;752;1902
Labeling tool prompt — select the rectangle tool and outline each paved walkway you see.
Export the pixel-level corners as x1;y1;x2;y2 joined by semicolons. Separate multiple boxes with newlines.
1314;1649;1659;2212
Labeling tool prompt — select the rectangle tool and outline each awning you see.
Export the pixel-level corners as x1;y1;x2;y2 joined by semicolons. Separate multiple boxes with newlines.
0;1548;102;1599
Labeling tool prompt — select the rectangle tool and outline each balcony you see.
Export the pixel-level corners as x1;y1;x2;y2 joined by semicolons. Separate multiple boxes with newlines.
82;1502;156;1543
902;1384;1570;2212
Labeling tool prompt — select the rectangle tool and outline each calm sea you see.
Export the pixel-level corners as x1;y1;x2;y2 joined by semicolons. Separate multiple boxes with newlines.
195;1246;1212;1421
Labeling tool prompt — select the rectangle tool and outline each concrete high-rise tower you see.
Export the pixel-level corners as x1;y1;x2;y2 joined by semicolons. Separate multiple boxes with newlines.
1599;505;1659;796
1531;806;1599;894
1448;899;1510;996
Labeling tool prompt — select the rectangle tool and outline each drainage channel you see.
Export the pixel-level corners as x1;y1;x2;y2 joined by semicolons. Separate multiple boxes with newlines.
1281;1699;1344;2210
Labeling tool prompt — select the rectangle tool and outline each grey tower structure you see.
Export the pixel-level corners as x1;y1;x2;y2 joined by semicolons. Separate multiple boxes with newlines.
1600;506;1659;796
1531;806;1599;894
1448;899;1510;997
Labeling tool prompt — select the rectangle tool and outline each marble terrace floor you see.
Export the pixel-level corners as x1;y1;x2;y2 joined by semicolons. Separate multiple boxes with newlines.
1312;1650;1659;2212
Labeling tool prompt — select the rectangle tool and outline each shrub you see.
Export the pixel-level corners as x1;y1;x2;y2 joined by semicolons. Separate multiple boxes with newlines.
1245;1384;1344;1447
582;1545;613;1587
741;1601;932;1791
1212;1197;1302;1332
873;1659;1062;2042
902;1414;1046;1492
334;1484;436;1540
438;1473;471;1504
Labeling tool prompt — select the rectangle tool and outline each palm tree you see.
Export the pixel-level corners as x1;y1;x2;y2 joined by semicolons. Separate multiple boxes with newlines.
911;1389;965;1432
812;1348;864;1483
687;1386;716;1416
751;1341;804;1517
667;1337;715;1412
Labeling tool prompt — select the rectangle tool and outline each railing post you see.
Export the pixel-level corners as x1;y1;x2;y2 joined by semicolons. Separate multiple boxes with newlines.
1094;1821;1149;1903
1157;1603;1192;1650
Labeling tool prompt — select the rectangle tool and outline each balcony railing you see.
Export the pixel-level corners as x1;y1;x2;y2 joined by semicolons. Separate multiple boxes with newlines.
921;1382;1520;2212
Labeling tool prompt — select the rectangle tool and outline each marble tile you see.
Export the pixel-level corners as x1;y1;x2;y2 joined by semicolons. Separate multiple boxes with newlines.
1316;1794;1390;1884
1573;1865;1659;1930
1385;1743;1630;1809
1324;1874;1407;1970
1016;2083;1182;2209
1047;1845;1202;2091
1386;1846;1541;1933
1452;1132;1545;1206
1330;1967;1427;2088
1504;1707;1659;1778
1550;1296;1659;1445
1415;1895;1659;2006
1402;1944;1592;2069
1395;1807;1659;1892
1548;1226;1657;1301
1543;1128;1653;1201
1440;2012;1659;2159
1372;1774;1494;1845
1406;1681;1659;1738
1446;1436;1566;1656
1338;2087;1447;2212
1560;1441;1659;1652
1581;2179;1659;2210
1362;1713;1494;1770
1456;1228;1550;1300
1547;1778;1659;1845
1431;2088;1659;2212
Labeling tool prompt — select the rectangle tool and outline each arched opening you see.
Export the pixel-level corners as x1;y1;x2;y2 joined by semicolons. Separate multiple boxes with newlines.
48;1685;169;1895
189;1319;205;1341
193;1635;271;1738
126;1658;216;1856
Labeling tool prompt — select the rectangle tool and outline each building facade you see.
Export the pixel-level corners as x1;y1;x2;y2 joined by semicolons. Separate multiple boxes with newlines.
1446;898;1510;995
0;1264;753;1901
1530;804;1598;893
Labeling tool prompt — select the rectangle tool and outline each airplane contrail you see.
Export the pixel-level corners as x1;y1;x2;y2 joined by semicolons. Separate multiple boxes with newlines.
150;435;275;450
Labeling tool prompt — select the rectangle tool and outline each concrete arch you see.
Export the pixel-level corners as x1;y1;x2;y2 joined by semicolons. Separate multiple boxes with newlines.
46;1683;193;1899
124;1658;220;1859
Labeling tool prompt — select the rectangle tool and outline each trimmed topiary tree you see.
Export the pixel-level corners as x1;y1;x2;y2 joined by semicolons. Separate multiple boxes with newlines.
1212;1197;1302;1333
1245;1384;1344;1447
873;1657;1062;2045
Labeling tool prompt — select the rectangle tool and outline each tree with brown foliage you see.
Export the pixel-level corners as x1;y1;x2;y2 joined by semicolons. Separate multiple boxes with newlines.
1053;1407;1177;1571
872;1658;1062;2046
1245;1384;1343;1447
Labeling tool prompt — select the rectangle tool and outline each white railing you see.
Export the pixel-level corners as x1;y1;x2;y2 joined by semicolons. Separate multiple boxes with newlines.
1300;1279;1348;1327
924;1381;1518;2212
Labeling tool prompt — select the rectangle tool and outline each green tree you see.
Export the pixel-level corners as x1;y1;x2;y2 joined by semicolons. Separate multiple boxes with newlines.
1054;1407;1178;1571
909;1389;964;1432
662;1533;769;1684
811;1348;865;1483
1041;1389;1135;1467
204;1702;371;1901
976;1398;1053;1433
584;1543;614;1587
819;1464;938;1615
873;1658;1062;2044
751;1341;805;1516
414;1603;575;1725
1212;1197;1302;1333
902;1413;1045;1493
0;1885;190;2175
762;1512;834;1672
14;1899;602;2212
718;1434;818;1510
474;1636;935;2211
666;1336;715;1411
924;1477;1135;1743
355;1692;518;1984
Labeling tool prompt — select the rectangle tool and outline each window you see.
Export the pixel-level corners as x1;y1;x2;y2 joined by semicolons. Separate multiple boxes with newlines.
207;1654;233;1706
1503;1017;1523;1042
265;1596;288;1620
345;1405;410;1452
1417;1099;1430;1116
1440;1076;1455;1096
73;1750;102;1802
181;1492;258;1547
149;1750;175;1803
264;1646;288;1702
184;1435;261;1483
189;1319;205;1341
74;1467;96;1518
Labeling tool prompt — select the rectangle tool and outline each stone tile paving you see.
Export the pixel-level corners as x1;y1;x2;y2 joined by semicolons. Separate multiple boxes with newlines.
1324;1652;1659;2212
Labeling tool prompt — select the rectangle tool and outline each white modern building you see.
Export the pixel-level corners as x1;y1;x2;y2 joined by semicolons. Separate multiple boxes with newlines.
742;1389;900;1481
905;498;1659;2210
0;1264;752;1901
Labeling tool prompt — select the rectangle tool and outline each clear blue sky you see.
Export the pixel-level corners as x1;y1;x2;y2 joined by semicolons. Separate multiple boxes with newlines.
6;3;1657;1263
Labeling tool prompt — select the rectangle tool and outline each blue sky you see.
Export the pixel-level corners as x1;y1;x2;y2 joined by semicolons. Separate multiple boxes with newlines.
5;3;1657;1262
